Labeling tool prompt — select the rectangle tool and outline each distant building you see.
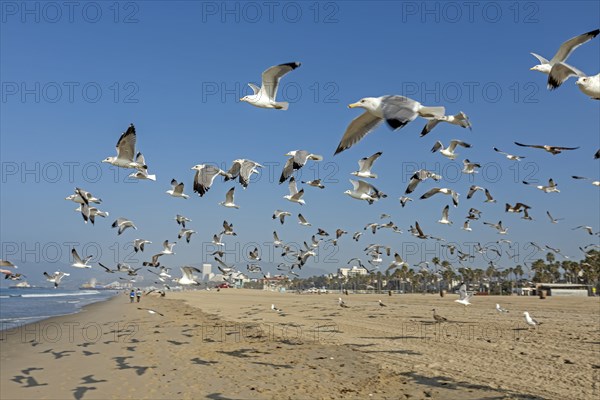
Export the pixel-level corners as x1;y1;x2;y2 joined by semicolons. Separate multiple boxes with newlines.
337;266;369;278
202;263;212;281
536;283;591;297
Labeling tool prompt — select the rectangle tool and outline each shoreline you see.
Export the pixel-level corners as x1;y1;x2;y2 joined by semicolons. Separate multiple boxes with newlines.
1;290;598;399
0;290;121;333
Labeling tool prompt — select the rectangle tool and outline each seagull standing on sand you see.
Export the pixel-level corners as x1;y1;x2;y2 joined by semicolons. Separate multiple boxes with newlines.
102;124;147;170
523;311;541;329
334;95;445;154
271;304;283;313
240;62;301;110
338;298;350;308
432;309;447;323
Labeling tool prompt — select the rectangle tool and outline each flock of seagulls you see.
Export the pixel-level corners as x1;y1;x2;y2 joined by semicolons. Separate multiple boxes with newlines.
5;30;598;297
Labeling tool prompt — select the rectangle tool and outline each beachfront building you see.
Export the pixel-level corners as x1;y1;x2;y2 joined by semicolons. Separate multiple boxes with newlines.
337;265;369;278
261;273;288;291
202;263;212;281
229;271;250;288
535;283;591;297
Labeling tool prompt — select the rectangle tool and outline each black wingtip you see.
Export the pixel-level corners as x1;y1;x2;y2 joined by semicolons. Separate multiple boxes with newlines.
386;119;407;130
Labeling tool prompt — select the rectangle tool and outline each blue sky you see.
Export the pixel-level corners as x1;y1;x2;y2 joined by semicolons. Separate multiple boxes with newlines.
1;1;599;286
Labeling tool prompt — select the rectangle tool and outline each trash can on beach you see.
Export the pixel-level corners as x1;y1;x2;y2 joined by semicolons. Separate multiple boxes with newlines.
539;290;546;299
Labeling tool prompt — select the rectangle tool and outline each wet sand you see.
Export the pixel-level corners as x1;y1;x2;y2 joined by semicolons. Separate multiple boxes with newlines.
1;290;598;399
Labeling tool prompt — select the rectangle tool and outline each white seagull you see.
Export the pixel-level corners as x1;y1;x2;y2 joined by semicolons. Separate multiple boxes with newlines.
160;240;177;255
420;187;459;207
530;29;599;75
71;248;92;268
455;284;473;307
43;271;70;288
225;159;263;188
437;205;452;225
166;179;189;199
272;210;291;224
175;267;202;286
493;147;525;161
240;62;301;110
102;123;147;170
334;95;445;154
283;177;305;205
133;239;152;253
175;214;191;228
420;111;471;137
219;187;239;209
298;213;312;226
178;228;196;243
279;150;323;184
431;139;471;160
344;179;386;204
111;218;137;235
523;311;541;329
128;153;156;180
523;178;559;193
191;164;231;197
496;304;509;313
351;152;382;178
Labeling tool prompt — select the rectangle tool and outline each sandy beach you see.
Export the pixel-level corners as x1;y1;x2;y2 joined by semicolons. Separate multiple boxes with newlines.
1;290;599;400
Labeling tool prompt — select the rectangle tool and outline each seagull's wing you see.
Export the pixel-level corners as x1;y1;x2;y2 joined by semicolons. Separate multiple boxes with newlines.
415;221;425;236
355;180;374;194
71;249;83;264
288;177;299;195
260;62;301;101
431;141;443;153
548;62;586;89
530;52;549;65
442;205;449;220
115;124;136;162
484;189;494;202
449;140;471;151
225;187;235;203
193;165;221;196
380;95;421;129
458;283;467;300
247;83;260;95
420;119;441;137
225;160;241;180
279;157;295;184
335;111;383;155
514;142;544;149
550;29;600;64
420;187;441;199
359;152;382;172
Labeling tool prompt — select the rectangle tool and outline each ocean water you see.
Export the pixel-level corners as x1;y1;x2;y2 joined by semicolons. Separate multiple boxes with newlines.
0;287;118;331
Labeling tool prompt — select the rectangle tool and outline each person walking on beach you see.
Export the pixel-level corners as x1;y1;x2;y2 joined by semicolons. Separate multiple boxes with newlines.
129;289;135;303
136;288;142;303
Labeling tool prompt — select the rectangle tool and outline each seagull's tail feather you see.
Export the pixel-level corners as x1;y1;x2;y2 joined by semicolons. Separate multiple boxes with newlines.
419;106;445;118
146;175;156;181
275;101;289;110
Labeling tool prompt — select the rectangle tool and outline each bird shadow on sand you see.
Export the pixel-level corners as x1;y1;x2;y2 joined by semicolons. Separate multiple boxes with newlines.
72;385;97;400
113;356;155;376
190;357;218;366
205;393;236;400
10;375;48;388
167;339;190;346
400;372;543;399
40;349;75;359
216;348;267;358
251;361;294;369
364;349;422;355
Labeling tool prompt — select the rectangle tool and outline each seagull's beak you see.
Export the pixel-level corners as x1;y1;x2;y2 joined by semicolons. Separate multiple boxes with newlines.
348;102;361;109
529;67;535;71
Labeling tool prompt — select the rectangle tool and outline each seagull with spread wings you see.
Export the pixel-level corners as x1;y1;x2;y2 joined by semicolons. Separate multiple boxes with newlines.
240;62;301;110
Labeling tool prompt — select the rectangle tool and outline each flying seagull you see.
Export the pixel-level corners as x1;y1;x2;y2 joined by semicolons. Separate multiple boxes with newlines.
0;259;17;268
399;196;413;207
351;152;382;178
523;178;559;193
455;284;473;307
493;147;525;161
65;187;102;205
546;62;600;99
175;266;201;285
175;214;191;228
344;179;386;204
166;179;189;199
297;213;311;226
111;218;137;235
462;159;481;174
178;228;196;243
483;221;508;234
514;142;579;155
283;177;305;205
530;29;599;75
546;211;564;224
225;159;263;188
127;153;156;180
222;220;237;236
279;150;323;184
420;111;471;137
272;210;291;224
219;187;239;208
240;62;301;110
301;179;325;189
191;164;231;197
102;123;147;170
437;205;452;225
71;248;92;268
334;95;445;154
43;271;70;288
73;205;109;225
133;239;152;253
405;169;441;194
160;240;177;255
420;187;459;207
571;175;600;186
431;139;471;160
